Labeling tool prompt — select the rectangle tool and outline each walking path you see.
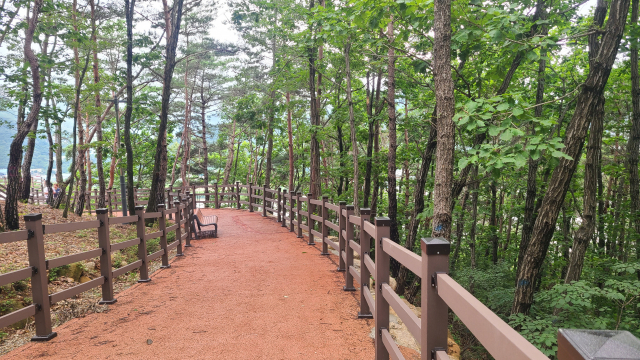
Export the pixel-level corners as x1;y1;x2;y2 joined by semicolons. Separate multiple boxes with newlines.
4;208;406;359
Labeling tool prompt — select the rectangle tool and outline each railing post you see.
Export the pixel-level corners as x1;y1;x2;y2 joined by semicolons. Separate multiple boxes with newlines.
320;196;329;255
359;208;372;318
344;205;356;291
289;191;295;232
249;182;254;212
421;237;450;359
35;189;40;205
136;205;151;282
184;196;192;248
337;201;347;272
277;188;282;223
158;204;170;268
296;192;303;238
214;183;219;209
25;213;56;341
174;200;184;256
307;193;314;245
262;184;267;217
281;190;287;227
107;191;113;216
235;182;240;209
375;217;391;359
97;209;116;305
167;190;173;220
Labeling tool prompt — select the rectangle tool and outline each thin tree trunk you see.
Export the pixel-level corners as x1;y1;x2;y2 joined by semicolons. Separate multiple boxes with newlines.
512;0;630;314
287;92;294;192
387;19;400;274
431;0;455;240
147;0;184;215
4;0;44;229
489;182;498;264
451;190;469;270
20;118;38;201
345;40;360;214
626;0;640;278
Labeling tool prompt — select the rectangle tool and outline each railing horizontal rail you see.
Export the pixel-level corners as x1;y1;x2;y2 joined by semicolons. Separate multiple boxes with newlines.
325;221;339;232
299;210;309;217
148;249;165;261
0;305;36;330
300;224;309;231
0;230;29;244
47;248;102;270
310;214;322;222
364;254;375;280
163;208;178;215
381;328;404;360
49;276;105;304
166;224;179;232
436;273;548;360
324;237;338;251
383;238;421;278
144;231;163;241
109;216;138;225
382;283;420;342
363;221;376;238
341;229;347;241
309;199;322;205
341;251;347;264
167;240;179;251
349;266;360;282
363;285;375;313
142;211;162;219
349;215;360;224
0;267;32;288
325;203;340;212
111;238;140;252
44;221;100;234
349;240;361;255
112;260;142;278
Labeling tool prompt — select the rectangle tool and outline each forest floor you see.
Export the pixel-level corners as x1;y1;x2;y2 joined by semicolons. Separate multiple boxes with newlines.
1;208;424;359
0;201;179;355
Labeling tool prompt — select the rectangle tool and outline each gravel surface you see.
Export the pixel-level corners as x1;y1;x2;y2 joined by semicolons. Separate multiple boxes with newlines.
3;208;411;359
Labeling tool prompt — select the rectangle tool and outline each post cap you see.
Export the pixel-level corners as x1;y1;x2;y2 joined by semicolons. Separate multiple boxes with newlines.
186;191;190;194
339;201;347;206
558;329;640;360
360;208;371;215
96;208;108;214
24;213;42;221
375;217;391;227
346;205;354;210
157;204;165;209
322;195;329;200
174;201;181;205
297;192;302;195
421;238;450;255
135;205;144;211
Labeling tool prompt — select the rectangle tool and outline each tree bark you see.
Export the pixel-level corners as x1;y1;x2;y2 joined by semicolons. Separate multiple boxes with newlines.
20;118;38;201
147;0;185;214
287;92;294;192
431;0;455;240
626;0;640;278
512;0;630;314
4;0;44;229
451;190;469;270
308;0;321;198
345;40;360;214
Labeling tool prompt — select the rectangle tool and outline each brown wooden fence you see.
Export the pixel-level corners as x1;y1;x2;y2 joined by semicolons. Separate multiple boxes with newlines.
2;182;638;359
0;193;193;341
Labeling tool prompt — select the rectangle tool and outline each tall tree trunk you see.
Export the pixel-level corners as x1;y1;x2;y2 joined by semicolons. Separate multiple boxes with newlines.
397;109;437;296
345;40;360;214
147;0;185;214
626;0;640;278
5;0;44;229
200;80;209;202
489;182;499;264
73;0;88;217
308;0;321;198
387;19;400;268
222;118;236;185
451;190;469;270
512;0;630;314
287;92;294;192
431;0;455;240
20;118;38;201
564;96;605;284
124;0;136;215
88;0;105;208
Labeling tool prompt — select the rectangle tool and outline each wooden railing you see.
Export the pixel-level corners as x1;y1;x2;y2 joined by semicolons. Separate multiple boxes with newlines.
3;181;638;359
0;194;193;341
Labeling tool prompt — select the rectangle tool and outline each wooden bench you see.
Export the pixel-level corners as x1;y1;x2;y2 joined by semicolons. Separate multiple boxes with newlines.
193;209;218;239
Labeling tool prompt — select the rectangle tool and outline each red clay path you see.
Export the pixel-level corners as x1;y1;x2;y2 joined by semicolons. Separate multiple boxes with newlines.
5;208;379;359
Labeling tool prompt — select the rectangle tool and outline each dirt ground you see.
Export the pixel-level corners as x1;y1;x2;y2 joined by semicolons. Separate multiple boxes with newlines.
4;208;420;359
